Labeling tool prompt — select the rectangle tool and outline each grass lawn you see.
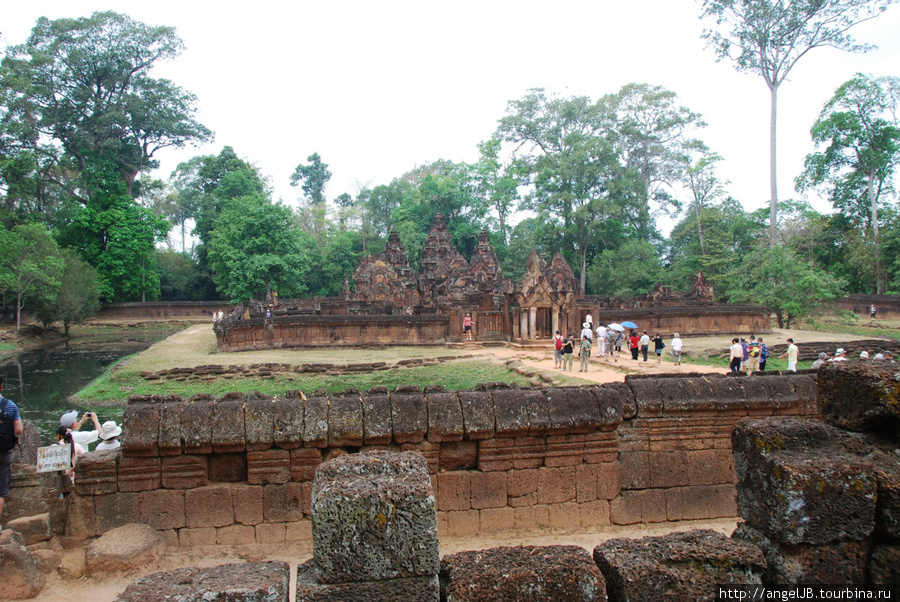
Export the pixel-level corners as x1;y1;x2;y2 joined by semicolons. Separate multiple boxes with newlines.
72;325;541;404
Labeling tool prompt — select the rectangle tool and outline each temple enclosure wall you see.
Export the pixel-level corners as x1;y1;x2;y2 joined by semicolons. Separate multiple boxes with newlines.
2;372;819;546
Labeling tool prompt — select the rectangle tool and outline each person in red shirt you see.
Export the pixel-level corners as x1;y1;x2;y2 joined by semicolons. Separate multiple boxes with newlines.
629;331;640;361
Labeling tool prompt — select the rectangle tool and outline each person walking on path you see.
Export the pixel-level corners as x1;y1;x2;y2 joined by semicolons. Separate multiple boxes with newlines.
596;323;608;357
778;338;799;372
870;304;877;320
639;330;651;362
553;330;563;369
1;376;24;524
730;338;744;373
629;331;640;361
609;329;620;362
580;322;593;345
562;334;575;372
758;337;769;371
671;332;683;366
579;333;592;372
745;335;761;375
463;313;473;341
652;333;664;364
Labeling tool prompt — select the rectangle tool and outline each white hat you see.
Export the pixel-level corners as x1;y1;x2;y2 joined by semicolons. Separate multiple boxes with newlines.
859;351;869;359
835;348;846;355
60;410;78;428
99;420;122;441
582;322;589;329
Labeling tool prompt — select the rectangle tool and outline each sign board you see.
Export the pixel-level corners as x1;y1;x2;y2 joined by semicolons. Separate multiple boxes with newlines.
37;444;71;473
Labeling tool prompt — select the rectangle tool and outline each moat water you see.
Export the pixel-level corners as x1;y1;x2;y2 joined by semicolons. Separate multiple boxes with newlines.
0;341;152;445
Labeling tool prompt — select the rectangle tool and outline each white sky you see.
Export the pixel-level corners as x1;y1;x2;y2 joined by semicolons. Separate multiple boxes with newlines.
4;1;900;230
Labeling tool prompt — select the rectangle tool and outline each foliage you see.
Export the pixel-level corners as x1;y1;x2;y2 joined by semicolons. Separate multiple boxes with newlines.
699;0;895;237
30;248;100;335
587;239;663;296
726;243;846;328
156;249;205;301
290;152;332;205
797;73;900;293
206;195;309;302
0;222;64;332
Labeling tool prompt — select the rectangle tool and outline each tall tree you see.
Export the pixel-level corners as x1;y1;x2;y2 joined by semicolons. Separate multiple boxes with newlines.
796;73;900;293
0;223;64;333
470;138;520;243
699;0;896;241
206;195;309;303
290;152;332;205
601;83;707;239
683;141;729;257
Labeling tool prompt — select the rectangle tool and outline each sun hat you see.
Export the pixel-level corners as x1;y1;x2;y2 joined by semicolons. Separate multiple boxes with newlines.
835;348;846;355
99;420;122;441
859;351;869;359
60;410;79;428
582;322;589;329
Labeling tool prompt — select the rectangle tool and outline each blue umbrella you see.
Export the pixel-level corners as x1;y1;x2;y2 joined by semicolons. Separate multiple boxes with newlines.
621;321;638;329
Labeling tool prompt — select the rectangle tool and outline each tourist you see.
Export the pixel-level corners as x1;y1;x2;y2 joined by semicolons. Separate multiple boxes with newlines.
828;347;848;362
639;330;650;362
739;337;749;372
562;334;575;372
874;348;885;360
758;337;769;371
579;333;592;372
1;376;24;524
95;421;122;451
464;313;473;341
745;335;761;375
870;304;877;320
553;330;563;368
596;323;608;357
580;322;593;345
652;333;664;364
585;312;593;329
810;352;828;370
217;309;224;322
670;332;683;366
609;329;621;362
859;351;869;360
212;310;218;324
629;331;640;361
54;426;84;485
68;411;102;448
729;338;743;372
778;338;799;372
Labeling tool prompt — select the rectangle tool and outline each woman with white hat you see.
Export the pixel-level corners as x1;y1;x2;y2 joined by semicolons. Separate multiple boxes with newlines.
95;421;122;451
65;411;102;447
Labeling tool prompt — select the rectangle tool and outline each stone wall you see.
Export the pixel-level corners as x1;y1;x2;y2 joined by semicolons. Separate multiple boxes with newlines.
584;304;771;337
835;293;900;319
97;301;230;320
49;372;817;546
216;314;452;351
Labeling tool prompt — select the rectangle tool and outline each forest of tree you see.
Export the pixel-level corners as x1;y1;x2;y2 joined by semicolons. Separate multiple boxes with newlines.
1;9;898;334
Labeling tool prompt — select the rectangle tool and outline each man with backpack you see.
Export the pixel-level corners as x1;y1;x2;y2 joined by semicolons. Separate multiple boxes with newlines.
758;337;769;371
0;375;24;524
746;335;761;374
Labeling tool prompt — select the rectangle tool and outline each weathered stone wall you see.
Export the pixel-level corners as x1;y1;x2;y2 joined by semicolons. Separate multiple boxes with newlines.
97;301;231;320
216;314;452;351
835;293;900;319
47;372;817;547
583;304;771;337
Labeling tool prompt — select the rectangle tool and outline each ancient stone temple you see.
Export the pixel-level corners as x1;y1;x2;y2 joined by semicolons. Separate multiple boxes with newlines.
352;230;420;308
514;251;578;339
213;216;769;350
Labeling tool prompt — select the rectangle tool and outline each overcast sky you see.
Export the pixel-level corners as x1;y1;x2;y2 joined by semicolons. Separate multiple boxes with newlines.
4;1;900;230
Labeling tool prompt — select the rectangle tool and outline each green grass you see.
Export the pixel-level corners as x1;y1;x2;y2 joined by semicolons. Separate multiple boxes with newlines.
677;353;804;372
798;317;900;339
72;359;536;405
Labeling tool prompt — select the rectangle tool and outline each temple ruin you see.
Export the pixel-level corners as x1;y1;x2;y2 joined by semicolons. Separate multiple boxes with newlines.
214;215;769;351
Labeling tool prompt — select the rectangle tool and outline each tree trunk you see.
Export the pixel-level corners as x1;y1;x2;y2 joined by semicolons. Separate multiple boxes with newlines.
868;171;882;295
769;84;779;245
15;291;22;334
579;250;587;296
696;203;705;256
141;254;146;303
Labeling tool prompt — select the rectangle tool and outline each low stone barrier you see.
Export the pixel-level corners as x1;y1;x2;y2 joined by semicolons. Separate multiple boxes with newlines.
38;371;817;547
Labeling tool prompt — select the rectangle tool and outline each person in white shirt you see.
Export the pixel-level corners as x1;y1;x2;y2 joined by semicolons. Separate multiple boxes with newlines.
730;338;744;372
596;323;608;357
580;322;593;346
828;348;848;362
671;333;683;365
67;411;102;448
778;338;799;372
639;331;651;362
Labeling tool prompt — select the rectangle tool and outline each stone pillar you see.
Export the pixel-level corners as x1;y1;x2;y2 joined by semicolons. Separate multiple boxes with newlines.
551;305;559;336
297;451;440;599
512;309;520;339
520;310;529;340
529;307;537;340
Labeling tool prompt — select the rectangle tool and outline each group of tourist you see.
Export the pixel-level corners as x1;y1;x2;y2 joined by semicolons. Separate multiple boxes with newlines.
211;309;225;323
53;410;122;493
810;346;894;369
729;334;774;374
552;317;685;372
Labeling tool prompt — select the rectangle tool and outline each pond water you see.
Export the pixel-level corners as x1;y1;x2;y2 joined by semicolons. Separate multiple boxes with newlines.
0;341;152;446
